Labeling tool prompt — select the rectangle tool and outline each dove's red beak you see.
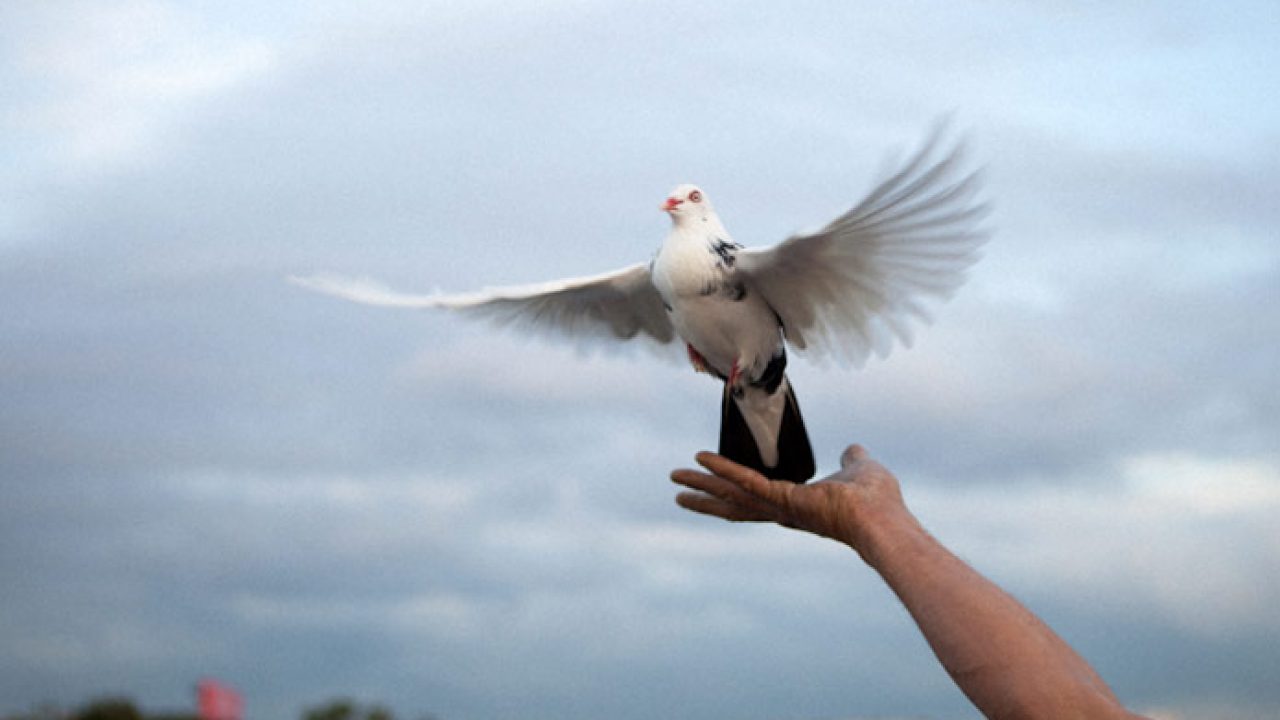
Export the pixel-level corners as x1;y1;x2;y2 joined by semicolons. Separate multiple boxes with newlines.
662;197;683;212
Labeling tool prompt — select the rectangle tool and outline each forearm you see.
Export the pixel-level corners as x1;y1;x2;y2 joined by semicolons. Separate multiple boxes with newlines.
671;448;1146;718
852;509;1138;720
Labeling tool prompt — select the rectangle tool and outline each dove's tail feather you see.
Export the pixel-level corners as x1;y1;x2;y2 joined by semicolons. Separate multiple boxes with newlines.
719;375;815;484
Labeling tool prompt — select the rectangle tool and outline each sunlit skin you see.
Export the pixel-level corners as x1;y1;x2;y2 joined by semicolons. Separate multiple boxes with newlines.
672;445;1151;720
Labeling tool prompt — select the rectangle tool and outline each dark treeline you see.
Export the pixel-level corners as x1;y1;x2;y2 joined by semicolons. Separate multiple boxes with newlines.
3;697;439;720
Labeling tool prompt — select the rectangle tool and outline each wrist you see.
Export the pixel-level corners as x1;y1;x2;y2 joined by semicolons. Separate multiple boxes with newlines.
844;503;929;569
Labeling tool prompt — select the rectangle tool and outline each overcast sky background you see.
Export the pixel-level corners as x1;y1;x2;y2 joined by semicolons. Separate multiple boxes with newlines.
2;2;1278;719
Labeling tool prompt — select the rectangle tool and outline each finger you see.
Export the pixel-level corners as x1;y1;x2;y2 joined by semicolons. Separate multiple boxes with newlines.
675;491;774;522
670;467;722;492
694;452;764;486
672;468;765;508
695;452;791;505
841;444;869;468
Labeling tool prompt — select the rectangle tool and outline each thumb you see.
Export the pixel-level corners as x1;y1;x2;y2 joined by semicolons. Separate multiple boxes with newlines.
840;444;870;468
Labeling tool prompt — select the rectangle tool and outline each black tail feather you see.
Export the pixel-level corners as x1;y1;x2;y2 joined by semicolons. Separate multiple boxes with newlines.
718;382;816;483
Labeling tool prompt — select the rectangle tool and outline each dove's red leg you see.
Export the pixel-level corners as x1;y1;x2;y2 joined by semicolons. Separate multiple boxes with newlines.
727;359;743;389
686;343;710;374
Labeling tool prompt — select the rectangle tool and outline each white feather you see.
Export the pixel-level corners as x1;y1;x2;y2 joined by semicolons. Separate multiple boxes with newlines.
736;378;791;467
288;273;447;308
735;129;989;367
289;264;677;350
291;126;987;372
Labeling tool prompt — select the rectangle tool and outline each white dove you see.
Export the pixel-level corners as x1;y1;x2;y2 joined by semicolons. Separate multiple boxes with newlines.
292;129;988;483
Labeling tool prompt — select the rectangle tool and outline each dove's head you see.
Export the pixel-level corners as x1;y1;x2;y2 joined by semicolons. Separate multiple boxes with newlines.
661;184;717;226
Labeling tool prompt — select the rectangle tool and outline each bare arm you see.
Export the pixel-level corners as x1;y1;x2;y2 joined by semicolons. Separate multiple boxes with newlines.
671;446;1147;720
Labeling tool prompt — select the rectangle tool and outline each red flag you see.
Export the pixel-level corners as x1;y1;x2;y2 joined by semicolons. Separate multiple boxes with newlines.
197;678;244;720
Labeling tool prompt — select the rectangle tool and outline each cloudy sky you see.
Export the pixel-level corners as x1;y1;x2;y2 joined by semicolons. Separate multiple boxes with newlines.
2;1;1278;719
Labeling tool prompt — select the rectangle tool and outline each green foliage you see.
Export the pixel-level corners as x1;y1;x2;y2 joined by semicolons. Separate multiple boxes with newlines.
74;698;143;720
300;700;408;720
302;699;357;720
4;698;195;720
4;695;437;720
364;707;394;720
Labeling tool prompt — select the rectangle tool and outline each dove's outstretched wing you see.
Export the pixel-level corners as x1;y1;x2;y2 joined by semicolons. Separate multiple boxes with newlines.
290;264;677;350
736;130;989;367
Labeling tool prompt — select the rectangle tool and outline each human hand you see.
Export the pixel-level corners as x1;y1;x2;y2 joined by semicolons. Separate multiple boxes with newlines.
671;444;915;557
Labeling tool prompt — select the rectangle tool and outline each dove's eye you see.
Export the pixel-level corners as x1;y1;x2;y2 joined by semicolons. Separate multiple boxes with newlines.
688;190;702;203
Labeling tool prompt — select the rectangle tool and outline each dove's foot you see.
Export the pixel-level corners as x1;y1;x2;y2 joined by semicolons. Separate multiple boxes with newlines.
686;344;710;375
726;360;745;398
